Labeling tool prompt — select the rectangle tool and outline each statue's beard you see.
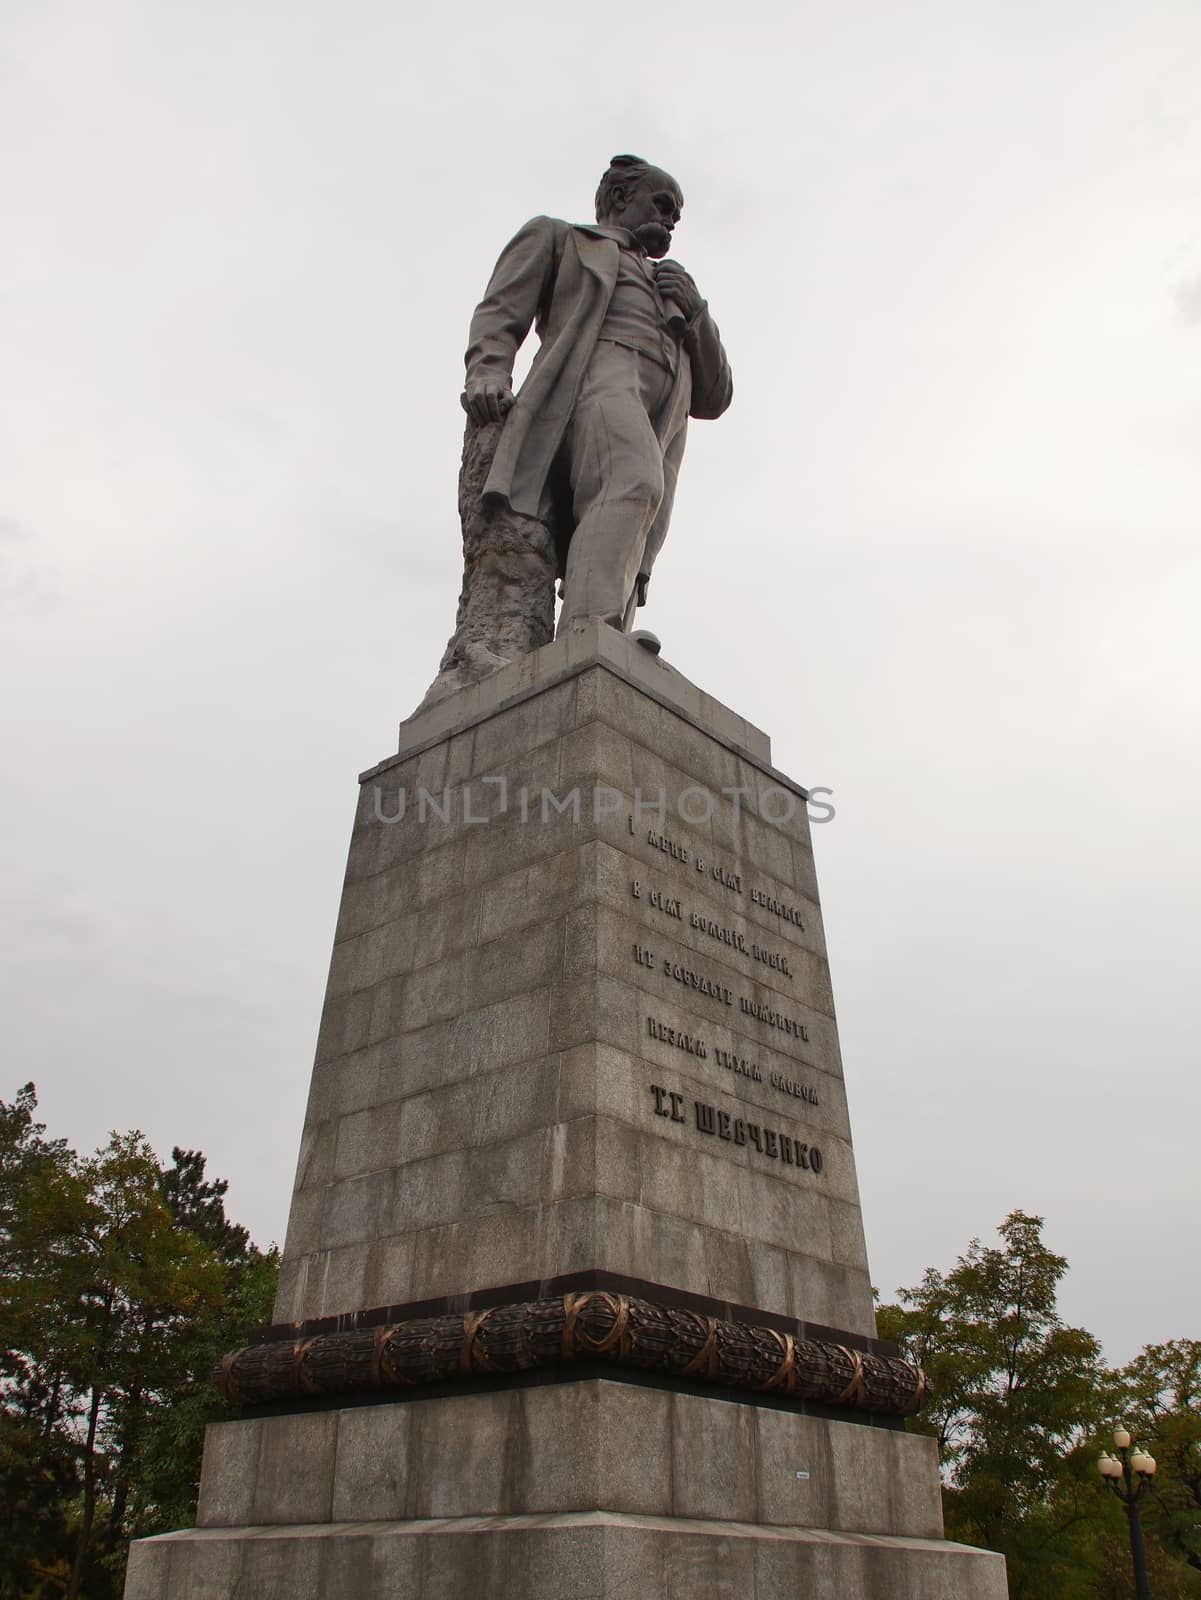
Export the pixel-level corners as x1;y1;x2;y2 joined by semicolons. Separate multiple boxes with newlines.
632;221;672;258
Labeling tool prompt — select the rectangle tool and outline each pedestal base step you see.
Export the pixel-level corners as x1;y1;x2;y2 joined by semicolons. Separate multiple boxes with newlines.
127;1509;1009;1599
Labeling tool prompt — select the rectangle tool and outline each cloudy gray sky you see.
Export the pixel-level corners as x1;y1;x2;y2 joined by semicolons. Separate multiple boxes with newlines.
3;0;1198;1364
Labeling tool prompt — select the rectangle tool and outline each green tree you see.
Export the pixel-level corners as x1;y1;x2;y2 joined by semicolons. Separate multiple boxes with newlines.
0;1084;84;1597
1086;1519;1200;1600
878;1210;1108;1599
118;1149;277;1545
33;1131;232;1599
1108;1340;1201;1578
0;1085;278;1599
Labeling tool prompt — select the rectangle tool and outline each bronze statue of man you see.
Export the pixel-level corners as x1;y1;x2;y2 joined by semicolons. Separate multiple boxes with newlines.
422;154;731;706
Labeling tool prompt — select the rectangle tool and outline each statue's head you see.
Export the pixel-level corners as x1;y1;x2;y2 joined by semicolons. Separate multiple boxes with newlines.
595;154;683;258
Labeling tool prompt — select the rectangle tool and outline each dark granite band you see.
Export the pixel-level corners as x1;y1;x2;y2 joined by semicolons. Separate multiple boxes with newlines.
243;1269;900;1357
216;1287;928;1419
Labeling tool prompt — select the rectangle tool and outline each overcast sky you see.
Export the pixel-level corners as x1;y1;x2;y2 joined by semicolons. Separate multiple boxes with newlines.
3;0;1198;1366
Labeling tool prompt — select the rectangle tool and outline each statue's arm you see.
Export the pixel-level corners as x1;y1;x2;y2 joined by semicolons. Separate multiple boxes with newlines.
684;304;733;421
463;216;561;421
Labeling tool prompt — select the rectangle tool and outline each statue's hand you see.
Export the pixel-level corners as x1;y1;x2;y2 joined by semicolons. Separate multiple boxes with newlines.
462;378;515;426
655;261;704;323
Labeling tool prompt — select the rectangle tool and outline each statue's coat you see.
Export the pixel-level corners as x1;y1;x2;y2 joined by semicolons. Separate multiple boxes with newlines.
465;216;733;584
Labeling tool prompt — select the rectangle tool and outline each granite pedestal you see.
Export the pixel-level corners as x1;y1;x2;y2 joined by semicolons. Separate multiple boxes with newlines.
126;624;1007;1597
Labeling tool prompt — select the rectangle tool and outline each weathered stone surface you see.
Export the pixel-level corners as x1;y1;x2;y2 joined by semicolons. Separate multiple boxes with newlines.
388;621;770;767
195;1418;262;1528
272;625;873;1334
183;1383;944;1538
418;418;558;714
250;1411;338;1526
122;1535;174;1600
128;1510;1008;1599
129;624;1008;1595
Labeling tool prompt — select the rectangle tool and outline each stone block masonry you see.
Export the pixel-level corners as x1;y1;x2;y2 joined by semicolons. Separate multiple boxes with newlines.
127;623;1007;1598
273;626;874;1337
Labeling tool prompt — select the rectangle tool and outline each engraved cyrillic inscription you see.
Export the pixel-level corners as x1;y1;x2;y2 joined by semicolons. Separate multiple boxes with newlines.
632;877;683;918
631;946;816;1052
738;995;810;1041
647;1083;825;1177
693;1096;823;1171
750;887;806;930
713;1045;762;1083
751;942;793;976
649;1084;687;1123
629;831;811;953
644;1017;820;1105
646;827;689;863
770;1070;819;1105
647;1015;708;1058
689;909;749;952
708;861;743;891
634;880;794;978
661;958;734;1005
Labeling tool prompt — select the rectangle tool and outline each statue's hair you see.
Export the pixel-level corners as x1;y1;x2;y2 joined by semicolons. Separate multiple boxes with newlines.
595;153;679;221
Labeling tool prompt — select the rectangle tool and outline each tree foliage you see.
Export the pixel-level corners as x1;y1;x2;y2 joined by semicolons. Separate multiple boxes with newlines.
5;1089;1198;1600
0;1084;277;1599
878;1210;1201;1600
1110;1339;1201;1576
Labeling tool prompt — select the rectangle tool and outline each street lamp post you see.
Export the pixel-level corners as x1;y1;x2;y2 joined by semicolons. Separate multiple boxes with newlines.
1098;1425;1158;1600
